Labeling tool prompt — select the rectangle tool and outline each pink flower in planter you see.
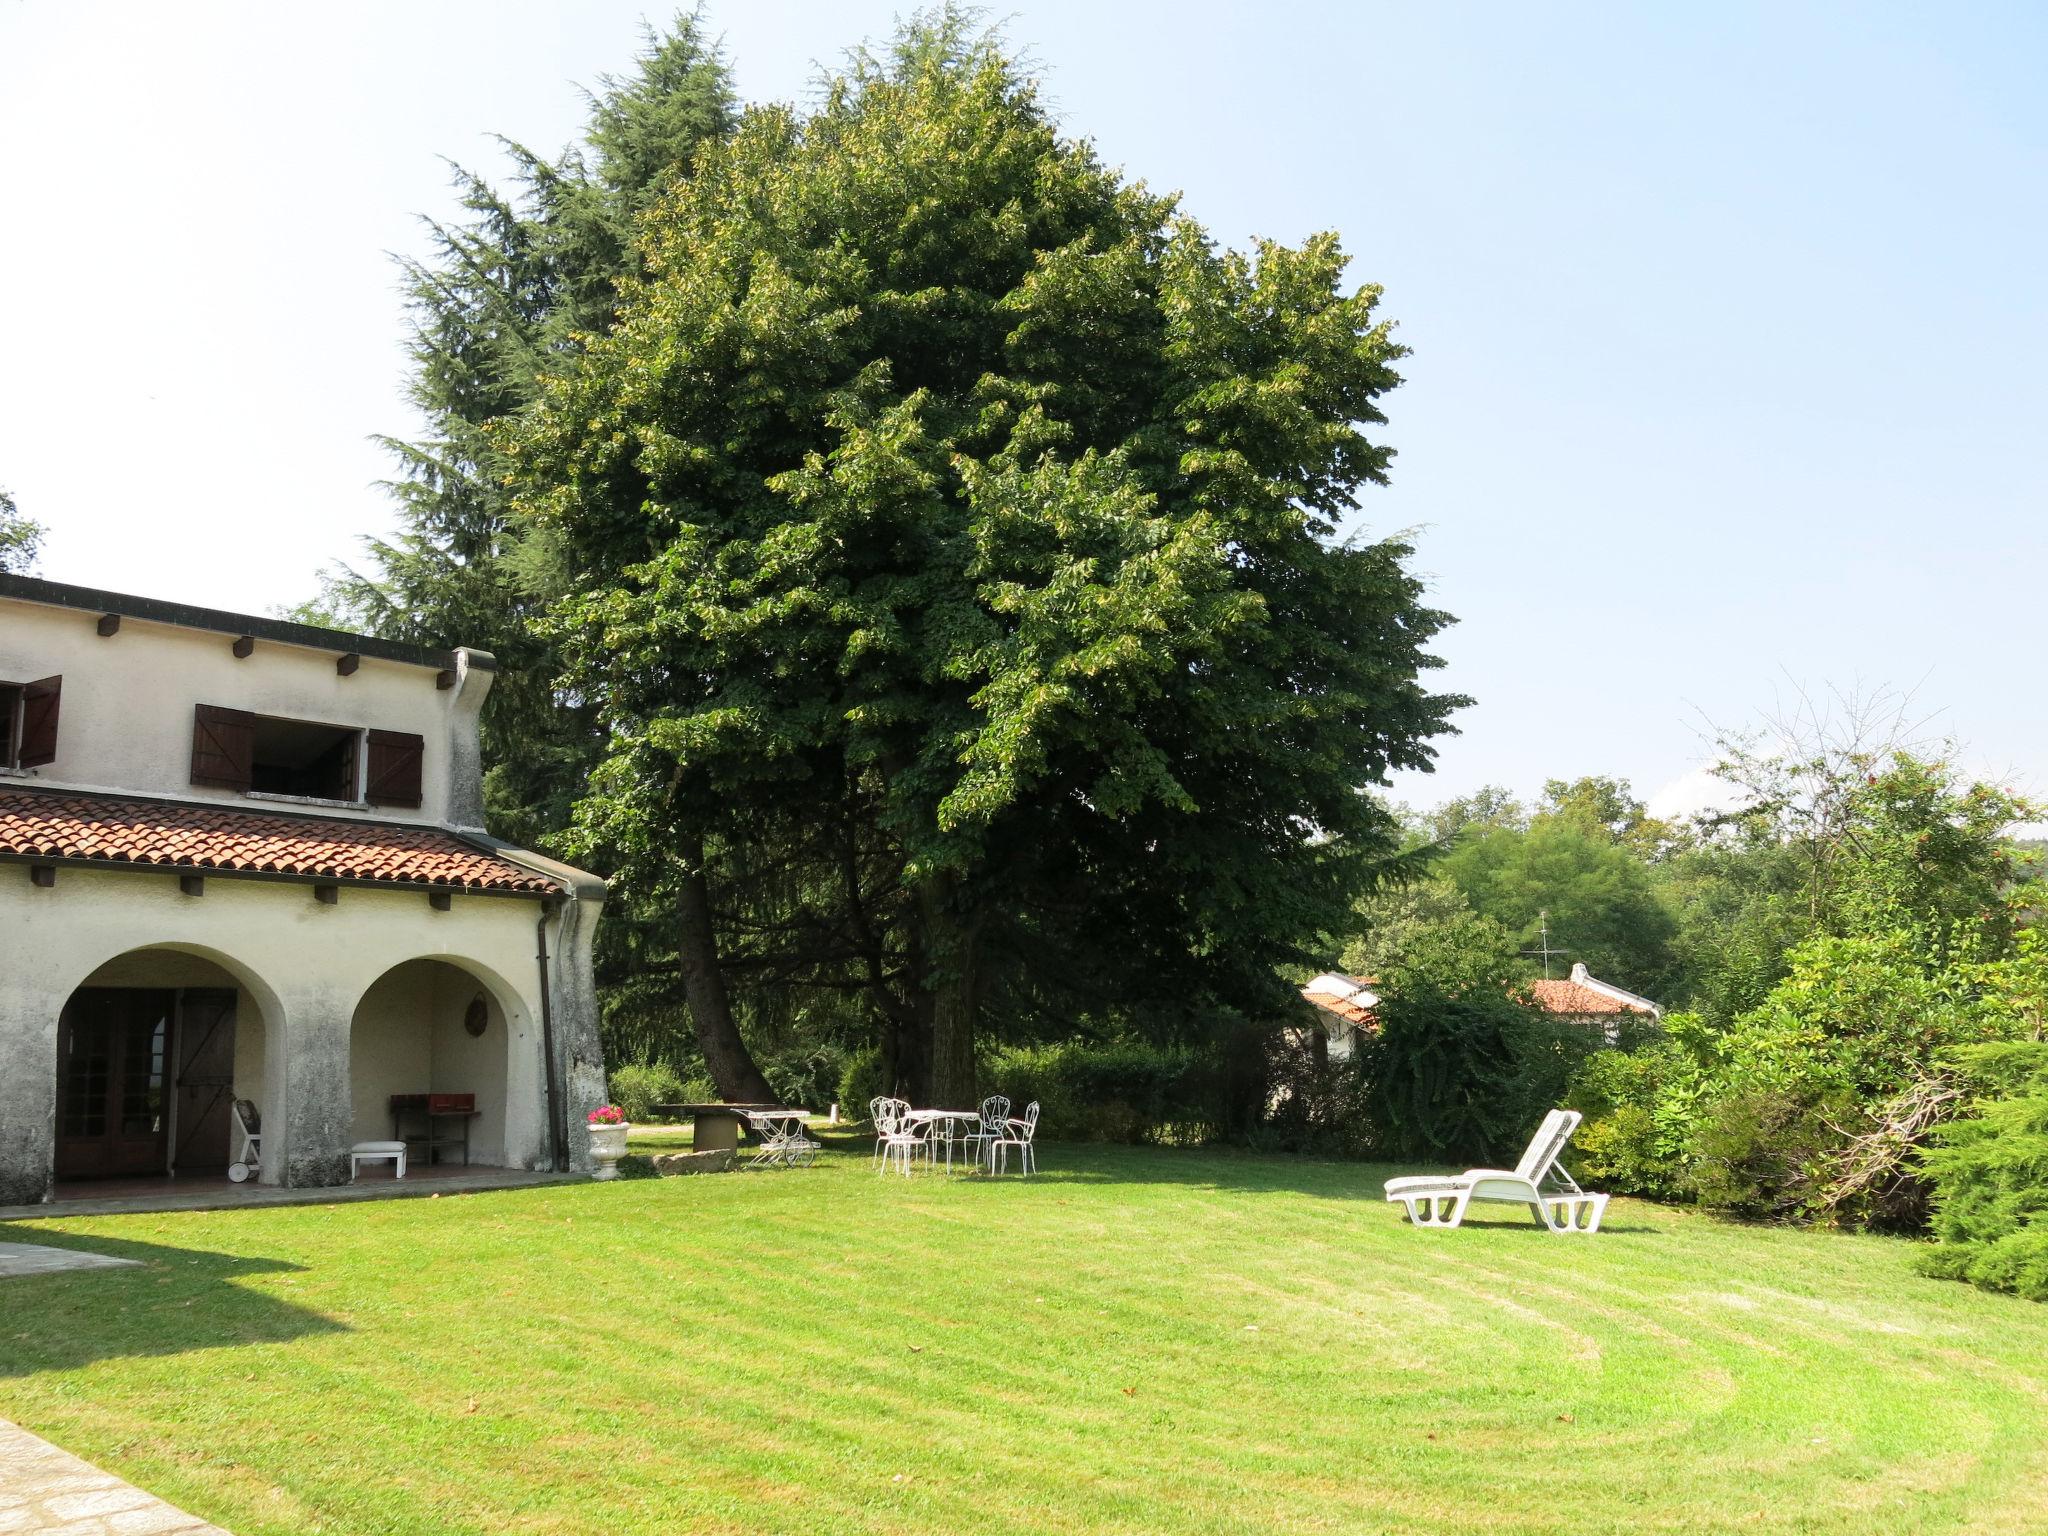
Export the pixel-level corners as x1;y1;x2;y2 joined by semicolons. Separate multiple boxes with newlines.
588;1105;626;1125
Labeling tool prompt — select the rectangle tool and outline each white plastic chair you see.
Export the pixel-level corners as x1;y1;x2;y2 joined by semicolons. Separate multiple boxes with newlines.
1382;1109;1609;1233
987;1101;1039;1176
228;1099;262;1183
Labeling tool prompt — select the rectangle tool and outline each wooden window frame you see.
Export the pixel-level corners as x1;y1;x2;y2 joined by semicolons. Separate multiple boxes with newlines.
190;705;425;811
1;675;61;770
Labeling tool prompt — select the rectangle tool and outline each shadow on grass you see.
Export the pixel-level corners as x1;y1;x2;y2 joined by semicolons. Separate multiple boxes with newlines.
0;1231;345;1378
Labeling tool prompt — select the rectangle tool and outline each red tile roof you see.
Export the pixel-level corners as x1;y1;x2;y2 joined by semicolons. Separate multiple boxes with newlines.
0;788;558;894
1526;977;1655;1016
1301;975;1380;1030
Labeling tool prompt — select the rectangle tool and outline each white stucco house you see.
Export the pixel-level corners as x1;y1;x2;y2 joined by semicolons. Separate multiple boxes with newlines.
0;572;608;1205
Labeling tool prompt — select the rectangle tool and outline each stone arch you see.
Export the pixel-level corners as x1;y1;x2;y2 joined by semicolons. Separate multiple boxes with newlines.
345;953;541;1171
51;941;287;1184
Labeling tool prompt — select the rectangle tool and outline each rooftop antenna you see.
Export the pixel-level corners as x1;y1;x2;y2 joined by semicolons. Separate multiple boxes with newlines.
1522;909;1566;980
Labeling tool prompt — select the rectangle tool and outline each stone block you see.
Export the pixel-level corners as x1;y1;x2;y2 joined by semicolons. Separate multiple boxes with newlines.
650;1149;735;1176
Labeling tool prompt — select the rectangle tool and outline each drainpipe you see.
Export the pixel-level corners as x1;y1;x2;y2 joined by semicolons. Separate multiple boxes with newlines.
536;901;569;1171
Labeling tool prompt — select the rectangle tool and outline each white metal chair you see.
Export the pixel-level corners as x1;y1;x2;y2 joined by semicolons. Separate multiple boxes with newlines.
872;1098;928;1176
228;1099;262;1183
987;1101;1039;1176
962;1095;1009;1172
1383;1109;1609;1233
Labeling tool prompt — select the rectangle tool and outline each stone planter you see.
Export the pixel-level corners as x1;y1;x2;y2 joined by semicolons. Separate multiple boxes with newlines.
587;1121;630;1180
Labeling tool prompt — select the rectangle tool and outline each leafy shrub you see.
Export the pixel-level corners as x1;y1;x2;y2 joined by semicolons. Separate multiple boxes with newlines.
982;1040;1228;1144
839;1049;884;1122
1687;1089;1851;1220
1357;990;1526;1164
607;1061;687;1124
1565;1037;1698;1198
1259;1032;1376;1156
759;1045;847;1113
1918;1042;2048;1301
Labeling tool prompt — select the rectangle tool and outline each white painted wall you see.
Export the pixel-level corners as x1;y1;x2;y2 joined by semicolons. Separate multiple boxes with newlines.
347;959;513;1166
0;865;557;1197
0;592;489;828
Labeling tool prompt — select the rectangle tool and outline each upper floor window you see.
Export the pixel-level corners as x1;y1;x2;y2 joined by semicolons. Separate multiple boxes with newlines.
190;704;422;809
0;675;61;770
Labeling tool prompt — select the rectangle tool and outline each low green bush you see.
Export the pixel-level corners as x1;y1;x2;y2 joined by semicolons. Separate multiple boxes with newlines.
839;1049;885;1121
608;1061;687;1124
760;1045;847;1114
981;1040;1221;1144
1565;1037;1697;1199
1919;1041;2048;1301
1687;1088;1852;1220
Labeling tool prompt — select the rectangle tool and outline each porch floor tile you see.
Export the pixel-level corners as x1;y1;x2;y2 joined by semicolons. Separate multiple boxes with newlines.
0;1164;577;1223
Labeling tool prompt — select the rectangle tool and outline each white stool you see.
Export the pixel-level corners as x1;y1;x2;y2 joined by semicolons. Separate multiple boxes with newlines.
349;1140;408;1181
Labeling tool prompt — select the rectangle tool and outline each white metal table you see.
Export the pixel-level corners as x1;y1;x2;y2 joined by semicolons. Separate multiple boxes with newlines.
903;1108;983;1172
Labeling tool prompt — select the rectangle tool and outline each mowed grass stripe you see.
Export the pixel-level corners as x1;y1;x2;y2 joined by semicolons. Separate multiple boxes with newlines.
2;1139;2046;1534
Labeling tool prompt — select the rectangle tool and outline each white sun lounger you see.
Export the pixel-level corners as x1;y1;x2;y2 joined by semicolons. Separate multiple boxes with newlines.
1383;1108;1608;1233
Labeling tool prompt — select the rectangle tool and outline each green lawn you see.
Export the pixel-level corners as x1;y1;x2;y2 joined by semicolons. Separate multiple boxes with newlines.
3;1136;2045;1535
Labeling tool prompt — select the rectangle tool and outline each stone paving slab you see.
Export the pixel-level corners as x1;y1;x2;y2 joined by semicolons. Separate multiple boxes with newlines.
0;1418;230;1533
0;1245;140;1281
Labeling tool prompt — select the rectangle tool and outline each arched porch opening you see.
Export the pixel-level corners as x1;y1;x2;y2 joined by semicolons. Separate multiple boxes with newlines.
54;945;276;1187
348;959;523;1173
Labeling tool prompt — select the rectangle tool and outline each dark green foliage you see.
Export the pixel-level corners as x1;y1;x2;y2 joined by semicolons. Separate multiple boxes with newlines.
1563;1038;1694;1198
1358;991;1528;1165
1440;816;1679;996
1919;1041;2048;1301
981;1039;1241;1145
1686;1089;1855;1220
0;488;42;574
839;1050;886;1121
755;1044;849;1114
607;1061;688;1123
516;14;1462;1100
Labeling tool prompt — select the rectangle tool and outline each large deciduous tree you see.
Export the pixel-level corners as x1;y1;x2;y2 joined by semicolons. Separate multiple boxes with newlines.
317;16;782;1101
515;17;1464;1104
0;489;42;573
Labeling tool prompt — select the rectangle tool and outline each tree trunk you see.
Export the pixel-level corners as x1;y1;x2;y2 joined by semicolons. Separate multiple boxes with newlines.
676;829;776;1103
917;871;981;1108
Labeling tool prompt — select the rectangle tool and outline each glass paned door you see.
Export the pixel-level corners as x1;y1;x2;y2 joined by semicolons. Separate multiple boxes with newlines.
56;989;176;1179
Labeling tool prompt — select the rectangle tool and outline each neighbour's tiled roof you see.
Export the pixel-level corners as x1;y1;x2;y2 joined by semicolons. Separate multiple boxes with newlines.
1301;974;1380;1030
1526;977;1656;1016
0;788;558;894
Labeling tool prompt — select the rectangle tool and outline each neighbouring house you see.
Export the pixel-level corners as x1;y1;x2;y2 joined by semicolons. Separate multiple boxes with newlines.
1299;961;1661;1057
1298;973;1380;1061
0;572;607;1204
1524;962;1663;1041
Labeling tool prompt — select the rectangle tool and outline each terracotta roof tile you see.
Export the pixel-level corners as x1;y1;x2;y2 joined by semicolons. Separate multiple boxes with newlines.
0;788;557;895
1526;978;1654;1015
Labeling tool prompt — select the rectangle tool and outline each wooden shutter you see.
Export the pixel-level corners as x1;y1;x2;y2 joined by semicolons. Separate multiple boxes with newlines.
18;676;61;767
190;704;255;790
364;729;424;808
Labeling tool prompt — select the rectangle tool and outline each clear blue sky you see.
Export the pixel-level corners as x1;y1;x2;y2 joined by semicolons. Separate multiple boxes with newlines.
3;2;2043;815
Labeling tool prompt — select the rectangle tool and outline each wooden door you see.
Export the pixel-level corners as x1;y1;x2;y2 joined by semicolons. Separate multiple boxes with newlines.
56;989;175;1179
172;989;237;1172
